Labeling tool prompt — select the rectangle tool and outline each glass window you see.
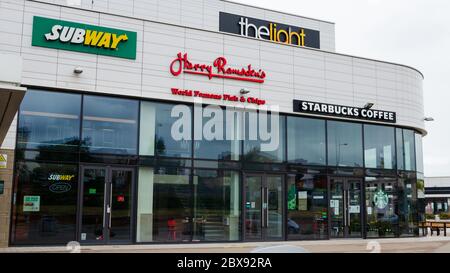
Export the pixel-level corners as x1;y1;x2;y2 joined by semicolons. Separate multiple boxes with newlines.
287;117;326;165
18;90;81;151
194;106;240;160
396;128;405;170
82;96;138;154
327;121;363;167
137;167;191;243
415;133;424;173
11;162;78;245
140;101;192;158
287;173;328;240
364;125;396;169
192;170;240;241
403;130;416;171
398;177;418;237
365;177;398;238
243;111;285;163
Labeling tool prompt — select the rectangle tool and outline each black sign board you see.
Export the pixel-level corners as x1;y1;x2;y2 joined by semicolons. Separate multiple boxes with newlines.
219;12;321;49
0;181;4;195
293;100;397;123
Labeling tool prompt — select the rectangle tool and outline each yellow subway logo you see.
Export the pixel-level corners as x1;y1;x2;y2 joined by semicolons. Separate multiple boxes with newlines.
32;16;137;59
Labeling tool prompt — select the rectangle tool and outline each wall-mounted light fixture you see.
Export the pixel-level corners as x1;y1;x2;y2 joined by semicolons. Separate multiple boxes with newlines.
73;67;83;74
240;88;250;95
364;102;374;109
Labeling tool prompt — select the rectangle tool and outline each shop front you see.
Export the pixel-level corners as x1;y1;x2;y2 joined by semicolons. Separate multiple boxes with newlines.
0;0;426;247
9;89;423;245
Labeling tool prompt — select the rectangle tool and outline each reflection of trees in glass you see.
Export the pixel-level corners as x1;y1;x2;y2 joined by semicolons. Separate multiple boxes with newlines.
243;146;279;163
155;137;166;156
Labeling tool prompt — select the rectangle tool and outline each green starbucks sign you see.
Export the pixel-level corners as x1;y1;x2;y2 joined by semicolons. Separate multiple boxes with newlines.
32;16;137;60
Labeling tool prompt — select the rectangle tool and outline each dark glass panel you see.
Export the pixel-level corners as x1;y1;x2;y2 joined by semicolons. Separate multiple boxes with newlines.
287;173;328;240
396;128;405;170
365;177;398;238
364;125;396;169
140;101;192;158
82;95;138;155
194;106;240;160
403;129;416;171
192;170;240;241
287;116;326;165
327;121;363;167
12;162;78;245
18;90;81;151
137;167;191;243
243;112;285;163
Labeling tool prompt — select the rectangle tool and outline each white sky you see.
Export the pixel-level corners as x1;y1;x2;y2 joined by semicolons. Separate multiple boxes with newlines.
233;0;450;177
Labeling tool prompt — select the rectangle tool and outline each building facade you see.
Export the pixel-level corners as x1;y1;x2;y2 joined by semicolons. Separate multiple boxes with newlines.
425;177;450;216
0;0;426;246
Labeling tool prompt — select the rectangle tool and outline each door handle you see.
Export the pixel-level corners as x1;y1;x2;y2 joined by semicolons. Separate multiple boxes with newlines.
108;182;113;229
265;187;269;228
261;187;265;229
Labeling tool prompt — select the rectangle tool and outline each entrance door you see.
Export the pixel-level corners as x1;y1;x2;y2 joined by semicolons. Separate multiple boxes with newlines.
244;174;284;241
79;166;134;244
330;178;363;238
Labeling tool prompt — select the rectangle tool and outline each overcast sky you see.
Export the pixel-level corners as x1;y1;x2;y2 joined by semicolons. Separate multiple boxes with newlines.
234;0;450;177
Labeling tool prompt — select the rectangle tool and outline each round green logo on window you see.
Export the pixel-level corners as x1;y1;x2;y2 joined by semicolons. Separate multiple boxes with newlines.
373;190;389;209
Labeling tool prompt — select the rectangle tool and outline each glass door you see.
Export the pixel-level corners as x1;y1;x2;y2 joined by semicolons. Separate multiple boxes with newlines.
79;166;134;244
244;174;284;241
330;178;363;238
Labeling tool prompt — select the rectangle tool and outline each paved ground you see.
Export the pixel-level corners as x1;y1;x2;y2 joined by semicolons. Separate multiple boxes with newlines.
1;236;450;253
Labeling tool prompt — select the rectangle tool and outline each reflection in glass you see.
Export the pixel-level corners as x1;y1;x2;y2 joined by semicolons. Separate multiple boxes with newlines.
365;177;398;238
194;107;240;160
18;90;81;151
243;112;285;163
327;121;363;167
396;128;405;170
266;176;283;239
110;170;133;241
245;176;262;240
364;125;395;169
398;177;418;237
140;102;192;158
193;170;240;241
137;167;191;242
82;96;138;154
415;133;424;173
403;130;416;171
12;162;78;245
81;168;106;241
287;174;328;240
287;117;326;165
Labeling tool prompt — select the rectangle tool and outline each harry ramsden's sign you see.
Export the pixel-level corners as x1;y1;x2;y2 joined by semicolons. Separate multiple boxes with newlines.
32;16;137;59
293;100;396;123
170;52;266;83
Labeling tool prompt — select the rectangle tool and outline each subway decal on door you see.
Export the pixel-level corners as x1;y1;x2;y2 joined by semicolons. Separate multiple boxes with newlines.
32;16;137;60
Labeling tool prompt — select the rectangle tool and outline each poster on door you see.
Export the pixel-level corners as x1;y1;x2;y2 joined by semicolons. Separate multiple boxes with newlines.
23;196;40;212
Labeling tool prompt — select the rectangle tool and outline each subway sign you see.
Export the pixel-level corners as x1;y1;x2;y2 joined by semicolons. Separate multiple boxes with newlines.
219;12;320;49
293;100;396;123
32;16;137;60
